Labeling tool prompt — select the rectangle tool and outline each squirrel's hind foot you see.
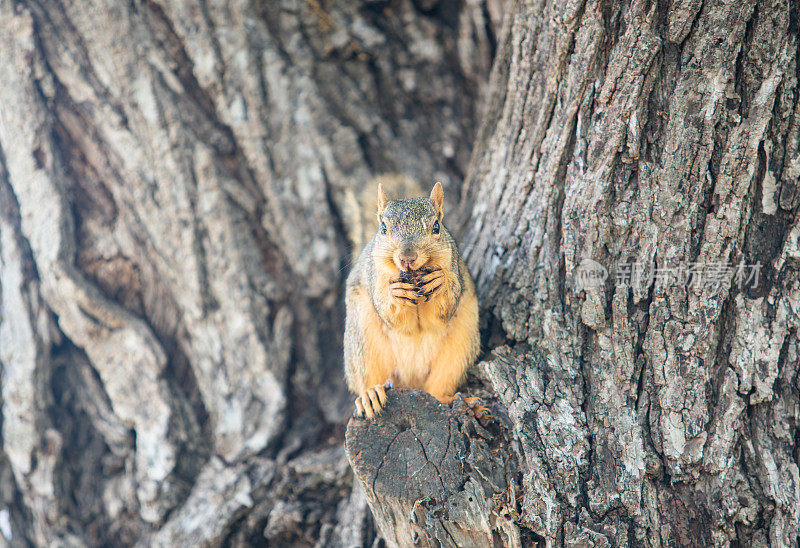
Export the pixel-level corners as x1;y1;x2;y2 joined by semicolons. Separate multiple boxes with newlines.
452;393;495;428
354;383;389;419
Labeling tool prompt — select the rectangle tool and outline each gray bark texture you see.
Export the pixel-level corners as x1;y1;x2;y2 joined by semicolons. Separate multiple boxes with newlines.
345;388;524;547
457;0;800;545
0;0;496;545
0;0;798;547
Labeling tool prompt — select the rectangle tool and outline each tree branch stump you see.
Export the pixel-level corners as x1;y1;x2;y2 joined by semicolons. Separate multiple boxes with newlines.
345;388;523;547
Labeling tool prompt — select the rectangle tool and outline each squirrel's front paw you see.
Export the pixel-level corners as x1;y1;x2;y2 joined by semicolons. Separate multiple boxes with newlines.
354;384;389;418
389;281;420;306
416;268;444;301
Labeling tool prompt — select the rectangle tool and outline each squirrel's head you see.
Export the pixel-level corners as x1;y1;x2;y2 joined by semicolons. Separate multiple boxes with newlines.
372;182;450;272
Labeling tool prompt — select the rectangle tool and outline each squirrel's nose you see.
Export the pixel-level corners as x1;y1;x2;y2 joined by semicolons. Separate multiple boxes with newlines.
398;248;418;271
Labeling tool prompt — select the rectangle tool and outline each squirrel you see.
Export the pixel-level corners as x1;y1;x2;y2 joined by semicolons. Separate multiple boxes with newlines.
344;181;479;418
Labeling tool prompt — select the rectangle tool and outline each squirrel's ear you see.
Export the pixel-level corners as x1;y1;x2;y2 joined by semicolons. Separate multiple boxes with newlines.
430;181;444;219
377;183;388;218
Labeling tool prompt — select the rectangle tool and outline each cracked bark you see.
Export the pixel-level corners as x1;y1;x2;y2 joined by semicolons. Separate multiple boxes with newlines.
1;0;798;547
457;0;800;545
346;389;523;547
348;0;800;546
0;0;495;545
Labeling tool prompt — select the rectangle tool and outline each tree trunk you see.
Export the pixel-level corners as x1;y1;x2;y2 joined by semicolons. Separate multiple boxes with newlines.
346;388;524;547
346;0;800;546
457;0;800;545
1;0;798;546
0;0;496;545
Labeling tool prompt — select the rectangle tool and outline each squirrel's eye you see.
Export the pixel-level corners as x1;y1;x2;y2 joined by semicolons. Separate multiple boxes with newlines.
380;222;387;235
432;220;440;234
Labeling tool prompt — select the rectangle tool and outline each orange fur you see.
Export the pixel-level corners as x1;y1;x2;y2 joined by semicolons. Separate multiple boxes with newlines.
344;182;480;415
346;286;394;392
423;282;479;401
356;277;478;398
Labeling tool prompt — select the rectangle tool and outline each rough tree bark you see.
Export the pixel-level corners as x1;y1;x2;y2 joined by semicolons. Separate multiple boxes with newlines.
346;388;524;547
1;0;798;547
347;0;800;546
456;0;799;545
0;0;498;545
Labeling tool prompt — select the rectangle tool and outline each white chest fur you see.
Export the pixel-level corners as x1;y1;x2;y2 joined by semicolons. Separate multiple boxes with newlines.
386;328;444;388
